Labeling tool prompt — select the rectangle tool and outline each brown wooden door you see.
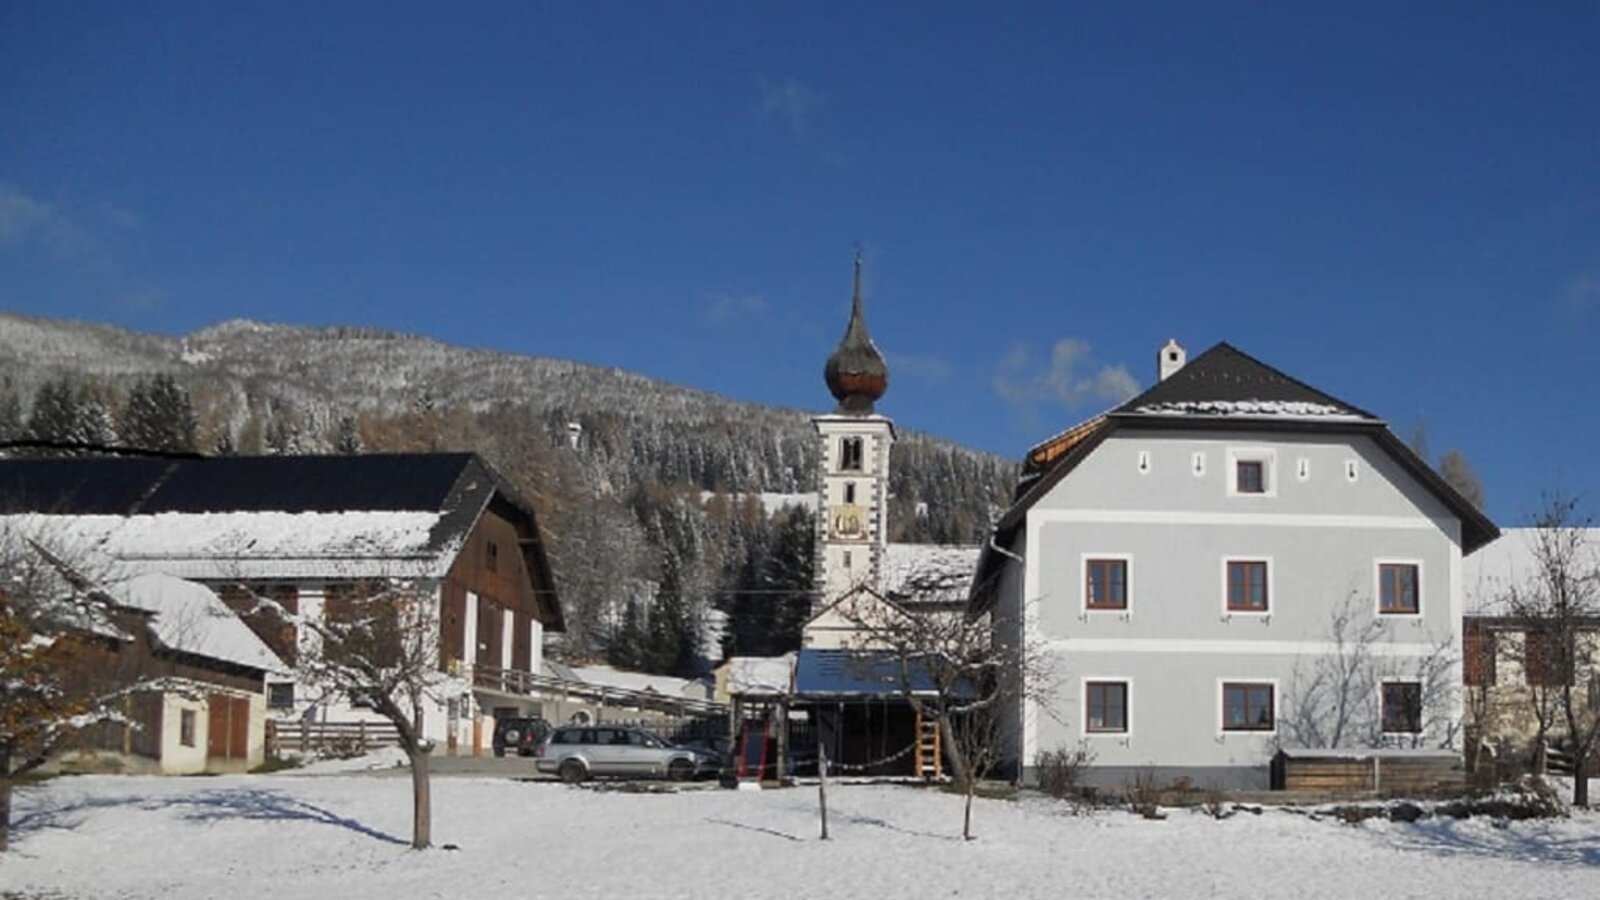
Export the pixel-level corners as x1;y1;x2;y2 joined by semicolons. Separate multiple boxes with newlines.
207;694;252;761
207;695;230;758
229;696;249;759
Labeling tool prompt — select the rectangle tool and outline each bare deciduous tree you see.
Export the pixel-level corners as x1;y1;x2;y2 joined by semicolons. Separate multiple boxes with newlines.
1284;592;1459;751
245;578;454;848
1501;495;1600;806
835;589;1050;839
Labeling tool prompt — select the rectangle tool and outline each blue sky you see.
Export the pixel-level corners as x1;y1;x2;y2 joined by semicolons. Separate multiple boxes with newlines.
2;2;1596;524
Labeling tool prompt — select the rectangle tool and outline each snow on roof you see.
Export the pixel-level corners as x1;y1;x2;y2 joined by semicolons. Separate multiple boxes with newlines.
109;572;286;674
1129;399;1368;420
1464;527;1600;615
724;654;794;696
5;511;454;581
882;543;979;605
569;664;710;700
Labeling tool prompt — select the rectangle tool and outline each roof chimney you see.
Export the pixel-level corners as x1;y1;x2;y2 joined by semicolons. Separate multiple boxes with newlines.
1158;339;1186;382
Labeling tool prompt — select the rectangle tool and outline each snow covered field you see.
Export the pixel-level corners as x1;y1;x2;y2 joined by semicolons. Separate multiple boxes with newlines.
4;770;1598;899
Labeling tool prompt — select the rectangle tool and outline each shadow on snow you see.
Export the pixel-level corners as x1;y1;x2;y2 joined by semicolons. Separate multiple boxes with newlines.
12;786;407;848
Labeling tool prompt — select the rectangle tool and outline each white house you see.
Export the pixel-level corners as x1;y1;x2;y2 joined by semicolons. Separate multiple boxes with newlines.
971;341;1498;788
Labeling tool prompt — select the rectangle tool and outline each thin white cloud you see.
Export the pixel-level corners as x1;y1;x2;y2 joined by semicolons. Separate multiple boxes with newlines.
0;181;89;256
1562;272;1599;313
992;337;1139;422
759;77;823;134
706;291;770;322
886;351;952;384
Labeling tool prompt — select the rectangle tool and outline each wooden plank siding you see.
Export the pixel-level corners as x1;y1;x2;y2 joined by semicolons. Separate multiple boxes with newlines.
443;504;551;673
1273;751;1466;795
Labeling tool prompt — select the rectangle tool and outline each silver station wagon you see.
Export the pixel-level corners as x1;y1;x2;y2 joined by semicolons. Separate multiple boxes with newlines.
536;725;719;783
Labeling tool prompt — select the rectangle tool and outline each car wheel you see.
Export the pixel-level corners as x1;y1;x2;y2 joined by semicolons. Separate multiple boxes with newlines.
668;758;694;782
559;759;587;784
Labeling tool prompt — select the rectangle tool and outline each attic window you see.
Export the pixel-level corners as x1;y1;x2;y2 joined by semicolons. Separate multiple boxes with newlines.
1236;460;1265;494
844;483;857;504
486;541;499;573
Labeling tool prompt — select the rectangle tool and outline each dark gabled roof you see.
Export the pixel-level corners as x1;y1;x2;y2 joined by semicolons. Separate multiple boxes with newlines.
1112;342;1378;420
0;452;478;515
969;342;1499;611
0;452;565;630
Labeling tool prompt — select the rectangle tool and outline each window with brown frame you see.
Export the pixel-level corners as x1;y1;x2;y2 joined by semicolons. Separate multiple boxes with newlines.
1085;559;1128;611
1235;459;1265;494
1226;561;1269;612
1381;682;1423;734
486;540;499;573
1085;681;1128;733
1221;682;1274;731
1524;629;1572;687
1378;563;1419;614
1463;624;1496;687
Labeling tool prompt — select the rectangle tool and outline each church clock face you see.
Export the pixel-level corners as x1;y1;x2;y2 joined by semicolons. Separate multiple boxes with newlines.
828;503;868;540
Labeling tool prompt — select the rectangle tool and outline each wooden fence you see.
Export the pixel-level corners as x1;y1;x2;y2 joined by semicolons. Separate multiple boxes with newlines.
1271;750;1466;795
267;719;402;757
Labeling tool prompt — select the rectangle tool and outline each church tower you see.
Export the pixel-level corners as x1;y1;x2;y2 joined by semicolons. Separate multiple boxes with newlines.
813;253;894;608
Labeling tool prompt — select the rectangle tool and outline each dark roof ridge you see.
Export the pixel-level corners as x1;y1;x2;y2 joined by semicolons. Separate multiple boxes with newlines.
1113;342;1380;421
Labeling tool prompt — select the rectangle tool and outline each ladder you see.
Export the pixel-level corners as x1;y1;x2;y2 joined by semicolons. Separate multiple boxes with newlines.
915;713;942;779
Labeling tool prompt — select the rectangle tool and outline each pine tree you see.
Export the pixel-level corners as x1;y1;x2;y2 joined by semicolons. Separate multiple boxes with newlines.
121;374;197;453
331;415;363;454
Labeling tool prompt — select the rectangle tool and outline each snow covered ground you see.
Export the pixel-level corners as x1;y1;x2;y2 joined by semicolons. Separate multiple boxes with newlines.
4;771;1599;899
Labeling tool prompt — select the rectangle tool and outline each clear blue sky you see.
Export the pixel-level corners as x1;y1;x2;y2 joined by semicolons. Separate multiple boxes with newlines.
2;2;1596;524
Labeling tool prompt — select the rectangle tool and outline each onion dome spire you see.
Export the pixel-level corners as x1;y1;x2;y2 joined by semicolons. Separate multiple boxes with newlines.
824;251;889;414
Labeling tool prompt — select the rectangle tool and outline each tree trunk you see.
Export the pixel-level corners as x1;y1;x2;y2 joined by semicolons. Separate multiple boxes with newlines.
1575;764;1589;809
1;746;12;853
939;716;969;789
1;778;11;853
408;747;432;849
963;781;975;841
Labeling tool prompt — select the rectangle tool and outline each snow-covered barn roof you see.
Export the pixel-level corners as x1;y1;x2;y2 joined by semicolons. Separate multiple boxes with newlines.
569;664;711;700
1463;527;1600;615
0;453;563;628
722;654;795;697
882;543;979;606
109;572;286;674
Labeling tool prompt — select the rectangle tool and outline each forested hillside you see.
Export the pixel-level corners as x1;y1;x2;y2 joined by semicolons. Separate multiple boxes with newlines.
0;312;1017;674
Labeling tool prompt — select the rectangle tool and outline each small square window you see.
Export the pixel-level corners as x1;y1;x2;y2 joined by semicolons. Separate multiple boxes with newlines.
180;709;197;747
267;682;295;710
1085;681;1128;733
1222;683;1274;732
1378;563;1419;614
1227;561;1269;612
1236;460;1265;494
1381;682;1422;734
1085;559;1128;611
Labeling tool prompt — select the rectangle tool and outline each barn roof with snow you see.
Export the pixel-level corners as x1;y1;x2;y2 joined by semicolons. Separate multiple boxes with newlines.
0;452;562;628
109;572;286;674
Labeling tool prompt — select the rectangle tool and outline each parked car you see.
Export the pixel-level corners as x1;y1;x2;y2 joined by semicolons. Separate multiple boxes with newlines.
492;716;551;758
536;725;719;783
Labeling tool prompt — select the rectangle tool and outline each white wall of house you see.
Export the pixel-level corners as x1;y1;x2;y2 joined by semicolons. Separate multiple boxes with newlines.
160;692;209;775
1006;429;1466;788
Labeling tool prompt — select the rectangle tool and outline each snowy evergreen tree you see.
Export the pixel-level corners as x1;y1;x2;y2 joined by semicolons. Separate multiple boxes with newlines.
331;415;363;453
120;374;197;453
